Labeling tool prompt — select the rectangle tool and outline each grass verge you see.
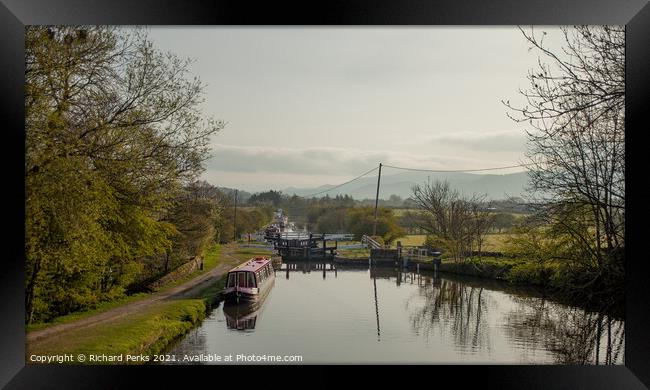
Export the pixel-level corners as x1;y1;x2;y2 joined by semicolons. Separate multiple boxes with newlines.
439;255;561;286
27;299;208;363
27;244;277;364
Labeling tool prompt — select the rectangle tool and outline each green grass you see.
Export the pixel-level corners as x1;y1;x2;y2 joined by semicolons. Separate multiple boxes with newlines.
28;244;225;333
229;246;274;261
27;299;208;363
481;234;512;252
27;292;151;332
26;244;242;363
395;235;427;247
195;275;229;305
336;247;370;259
438;255;563;286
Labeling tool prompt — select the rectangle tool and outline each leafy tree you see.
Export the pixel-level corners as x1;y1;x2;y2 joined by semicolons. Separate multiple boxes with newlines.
212;188;270;243
315;208;348;233
25;26;223;323
248;190;283;207
345;207;404;244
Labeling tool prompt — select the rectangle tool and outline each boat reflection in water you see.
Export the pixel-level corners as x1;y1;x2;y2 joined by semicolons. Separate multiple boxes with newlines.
223;302;263;331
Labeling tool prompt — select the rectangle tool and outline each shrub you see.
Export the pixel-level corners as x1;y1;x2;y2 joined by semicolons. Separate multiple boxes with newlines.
507;262;555;285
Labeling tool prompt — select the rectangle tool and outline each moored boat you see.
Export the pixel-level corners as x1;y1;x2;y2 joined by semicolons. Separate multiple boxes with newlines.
222;256;275;304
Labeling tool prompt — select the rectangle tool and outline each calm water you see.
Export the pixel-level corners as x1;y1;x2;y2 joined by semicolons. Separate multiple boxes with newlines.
165;262;624;364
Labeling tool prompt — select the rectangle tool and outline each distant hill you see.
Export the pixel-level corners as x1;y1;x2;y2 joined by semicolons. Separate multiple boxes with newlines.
282;171;531;200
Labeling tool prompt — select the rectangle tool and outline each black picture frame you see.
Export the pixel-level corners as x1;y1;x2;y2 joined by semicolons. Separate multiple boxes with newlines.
1;0;649;388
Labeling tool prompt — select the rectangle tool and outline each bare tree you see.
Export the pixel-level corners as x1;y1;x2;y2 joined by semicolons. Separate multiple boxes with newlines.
412;180;489;263
504;26;625;283
471;198;496;261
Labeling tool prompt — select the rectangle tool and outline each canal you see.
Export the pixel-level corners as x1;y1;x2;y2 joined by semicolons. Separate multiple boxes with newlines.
165;262;624;364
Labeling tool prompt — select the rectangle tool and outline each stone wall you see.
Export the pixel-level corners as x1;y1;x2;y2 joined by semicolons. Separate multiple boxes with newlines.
147;256;204;290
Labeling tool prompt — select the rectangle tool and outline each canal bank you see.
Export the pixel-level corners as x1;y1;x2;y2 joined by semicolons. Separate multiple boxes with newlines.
332;254;623;319
25;244;276;364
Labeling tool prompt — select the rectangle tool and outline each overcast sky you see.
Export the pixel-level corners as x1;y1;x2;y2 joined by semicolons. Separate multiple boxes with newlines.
147;27;565;192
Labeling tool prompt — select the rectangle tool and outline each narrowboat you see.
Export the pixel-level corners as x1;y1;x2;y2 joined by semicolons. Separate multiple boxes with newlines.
222;256;275;304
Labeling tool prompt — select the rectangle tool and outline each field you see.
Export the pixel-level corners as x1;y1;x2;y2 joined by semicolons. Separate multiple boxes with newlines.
394;233;512;252
390;208;529;219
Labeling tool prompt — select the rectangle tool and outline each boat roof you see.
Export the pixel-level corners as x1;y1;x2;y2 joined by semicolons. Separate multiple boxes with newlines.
229;257;272;273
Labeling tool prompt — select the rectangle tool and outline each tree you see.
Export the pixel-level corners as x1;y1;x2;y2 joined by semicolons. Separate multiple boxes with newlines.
248;190;283;207
411;180;489;263
493;213;517;233
164;182;220;270
25;26;224;323
345;207;404;244
211;188;271;244
315;208;348;233
471;199;496;260
504;26;624;301
398;210;425;234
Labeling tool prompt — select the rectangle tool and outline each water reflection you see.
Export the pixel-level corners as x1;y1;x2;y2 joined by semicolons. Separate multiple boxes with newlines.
223;303;260;330
394;270;492;353
367;267;623;364
278;260;337;279
504;296;624;364
166;265;624;364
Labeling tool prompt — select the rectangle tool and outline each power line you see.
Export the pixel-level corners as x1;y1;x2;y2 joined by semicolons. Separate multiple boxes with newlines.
285;161;530;202
382;162;533;173
301;166;379;198
250;161;531;216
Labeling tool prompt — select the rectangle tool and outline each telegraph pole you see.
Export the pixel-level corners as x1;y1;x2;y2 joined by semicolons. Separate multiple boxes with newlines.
372;162;382;237
233;189;238;242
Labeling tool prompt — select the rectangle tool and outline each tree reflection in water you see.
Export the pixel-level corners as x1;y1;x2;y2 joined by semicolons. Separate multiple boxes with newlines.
405;271;624;364
504;296;624;364
406;274;491;354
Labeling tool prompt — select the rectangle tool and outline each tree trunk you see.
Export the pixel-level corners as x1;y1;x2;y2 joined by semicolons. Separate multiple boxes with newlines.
25;259;41;324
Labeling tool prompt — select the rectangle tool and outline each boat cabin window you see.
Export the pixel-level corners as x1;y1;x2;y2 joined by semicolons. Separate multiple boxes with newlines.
227;273;236;288
234;271;256;288
237;272;248;287
228;262;270;289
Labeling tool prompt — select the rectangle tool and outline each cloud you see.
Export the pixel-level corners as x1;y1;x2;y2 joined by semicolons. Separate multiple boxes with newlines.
428;131;527;152
205;143;522;176
205;144;385;176
201;143;528;191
